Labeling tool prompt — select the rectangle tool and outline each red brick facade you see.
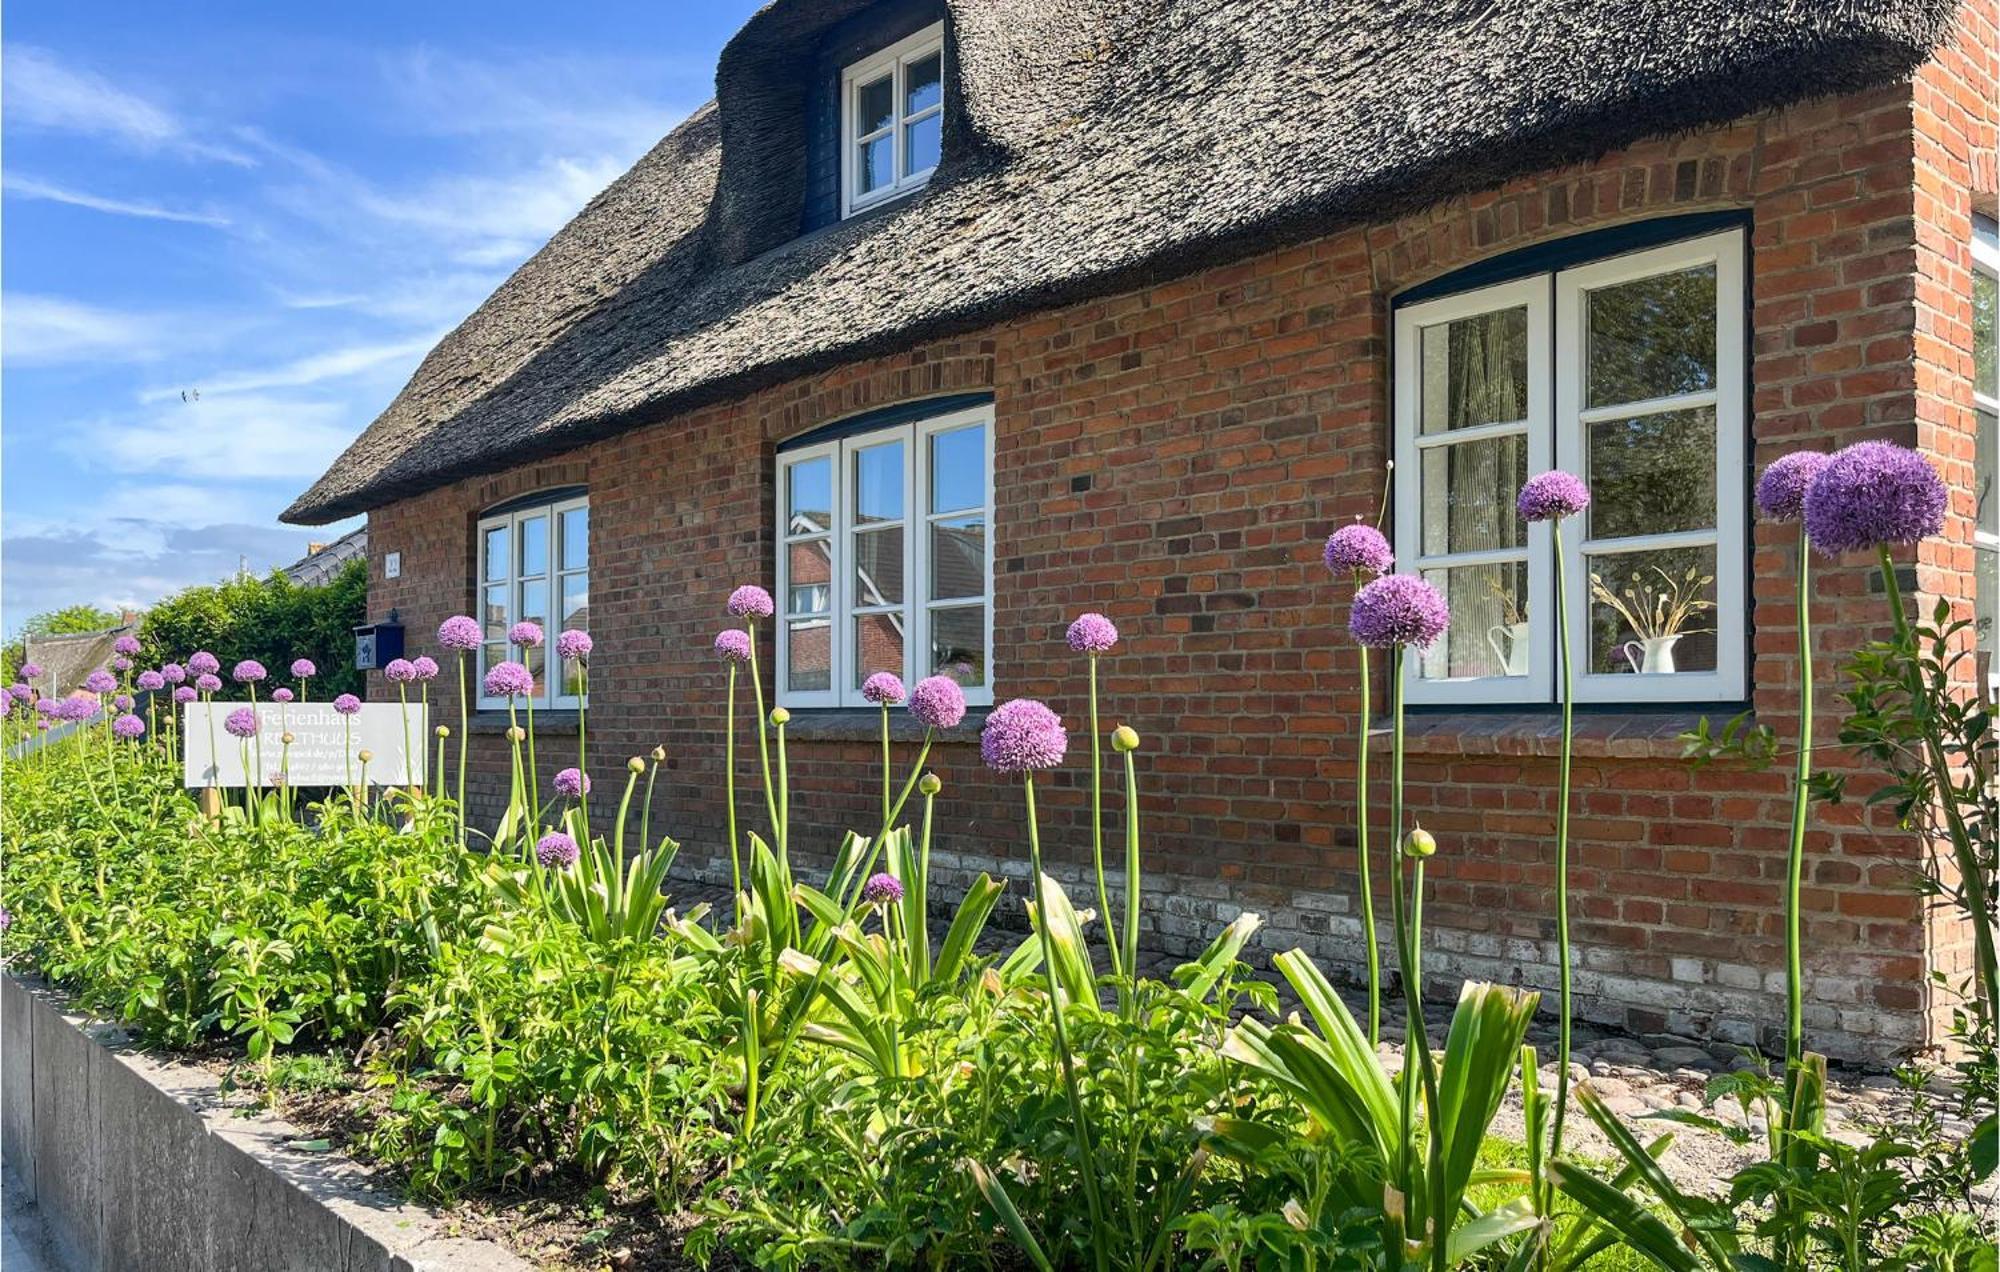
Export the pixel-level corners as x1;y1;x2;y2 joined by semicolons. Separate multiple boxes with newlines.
364;6;1997;1063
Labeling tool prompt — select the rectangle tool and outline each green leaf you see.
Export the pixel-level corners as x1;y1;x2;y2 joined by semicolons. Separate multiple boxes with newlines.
1447;1196;1540;1264
932;873;1004;988
1548;1161;1702;1272
966;1159;1052;1272
1179;910;1261;1003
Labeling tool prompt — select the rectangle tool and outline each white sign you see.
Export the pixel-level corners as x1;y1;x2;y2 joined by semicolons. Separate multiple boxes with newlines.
182;702;428;787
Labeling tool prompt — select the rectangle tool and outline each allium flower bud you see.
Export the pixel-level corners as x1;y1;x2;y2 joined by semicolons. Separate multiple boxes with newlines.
918;772;942;797
1112;725;1140;752
1402;827;1437;859
627;756;646;774
357;748;374;763
770;707;790;726
650;745;666;762
280;731;295;745
506;726;526;742
435;725;451;738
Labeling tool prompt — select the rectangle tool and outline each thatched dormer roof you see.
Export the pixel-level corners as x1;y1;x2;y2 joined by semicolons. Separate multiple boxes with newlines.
284;0;1958;524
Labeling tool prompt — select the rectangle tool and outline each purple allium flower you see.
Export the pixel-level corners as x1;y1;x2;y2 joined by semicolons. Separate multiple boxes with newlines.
232;660;267;683
981;699;1068;774
383;658;417;683
195;674;223;694
553;767;591;798
1066;613;1119;655
224;707;259;739
290;658;316;678
111;714;145;740
1324;522;1395;577
555;629;592;663
411;656;439;681
1517;470;1593;523
112;694;133;711
861;872;905;905
0;905;10;932
714;629;751;663
60;697;97;721
33;699;56;718
18;662;42;680
1349;574;1452;650
160;663;185;684
1756;451;1832;524
187;651;220;676
535;831;580;869
726;585;775;620
332;693;362;715
438;615;482;651
7;684;30;700
908;674;967;729
113;635;141;656
271;688;294;703
508;621;544;648
1802;440;1947;555
483;661;534;698
83;670;117;695
111;656;133;673
173;687;198;705
136;671;166;692
861;671;906;705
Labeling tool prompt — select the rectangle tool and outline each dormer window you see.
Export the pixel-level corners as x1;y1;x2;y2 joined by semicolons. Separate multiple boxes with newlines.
841;23;943;218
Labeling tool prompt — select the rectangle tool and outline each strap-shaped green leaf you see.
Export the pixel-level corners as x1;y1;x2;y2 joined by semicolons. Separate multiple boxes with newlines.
933;873;1003;987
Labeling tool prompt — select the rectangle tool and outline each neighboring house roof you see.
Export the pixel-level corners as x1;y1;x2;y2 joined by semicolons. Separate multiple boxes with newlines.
283;0;1958;525
24;622;138;699
282;526;368;587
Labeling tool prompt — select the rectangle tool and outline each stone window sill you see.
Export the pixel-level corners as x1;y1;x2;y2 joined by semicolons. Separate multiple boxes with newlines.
779;706;989;746
1378;710;1724;760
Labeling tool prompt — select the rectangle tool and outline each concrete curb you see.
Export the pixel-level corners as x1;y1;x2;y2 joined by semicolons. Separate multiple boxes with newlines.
0;974;532;1272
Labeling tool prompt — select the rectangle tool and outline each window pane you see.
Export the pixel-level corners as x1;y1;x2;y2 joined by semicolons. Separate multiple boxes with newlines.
1416;561;1529;680
483;585;509;640
481;643;506;683
1586;264;1717;408
517;579;548;638
1587;406;1717;540
483;526;509;582
1586;545;1719;676
521;643;546;695
858;135;893;194
930;516;985;599
929;605;986;687
1419;434;1527;555
562;657;587;700
1976;546;1996;697
787;620;831;692
930;424;985;512
1975;267;1996;396
854;440;905;522
856;73;893;135
560;573;589;633
788;457;832;534
1979;406;1996;537
518;516;548;577
1419;307;1528;435
904;113;940;176
787;539;832;613
853;526;904;605
854;613;906;687
905;52;941;114
560;506;588;571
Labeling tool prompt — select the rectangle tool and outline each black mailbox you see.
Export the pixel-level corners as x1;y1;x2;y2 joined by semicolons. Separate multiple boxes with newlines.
353;610;405;671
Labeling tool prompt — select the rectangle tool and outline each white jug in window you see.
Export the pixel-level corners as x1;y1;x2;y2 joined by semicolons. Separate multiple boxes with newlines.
1485;621;1531;677
1621;634;1682;675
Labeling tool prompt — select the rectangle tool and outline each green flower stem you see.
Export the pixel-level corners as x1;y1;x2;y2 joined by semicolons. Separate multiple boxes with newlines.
775;710;791;867
1386;656;1441;1256
1357;629;1381;1047
641;751;660;852
204;691;218;789
880;702;892;831
1548;519;1578;1193
1782;539;1813;1117
456;655;470;847
839;734;936;914
419;683;429;786
1121;743;1142;1016
1024;773;1110;1271
398;684;413;794
1088;655;1120;981
248;682;264;791
1876;546;1999;1031
435;732;448;806
725;663;742;924
915;782;936;983
574;665;590;840
508;701;527;860
745;622;780;849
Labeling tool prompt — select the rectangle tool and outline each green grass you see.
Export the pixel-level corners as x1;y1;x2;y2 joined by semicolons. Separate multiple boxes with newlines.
1467;1139;1661;1271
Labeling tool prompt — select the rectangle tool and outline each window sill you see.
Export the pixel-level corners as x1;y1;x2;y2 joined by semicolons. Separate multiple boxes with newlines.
779;706;989;746
469;710;581;736
1379;709;1720;760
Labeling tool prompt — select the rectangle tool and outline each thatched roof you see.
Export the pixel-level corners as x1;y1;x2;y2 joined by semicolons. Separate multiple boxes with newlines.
284;0;1957;524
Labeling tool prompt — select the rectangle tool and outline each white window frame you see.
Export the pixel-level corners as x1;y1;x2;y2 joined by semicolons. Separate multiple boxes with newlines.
840;22;944;219
1394;228;1748;706
476;493;588;711
776;401;994;709
1972;219;1998;699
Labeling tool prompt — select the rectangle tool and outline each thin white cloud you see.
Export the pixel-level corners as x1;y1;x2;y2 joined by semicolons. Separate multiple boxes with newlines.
3;295;170;364
377;47;692;158
3;173;231;226
3;45;255;166
62;394;361;480
349;155;627;264
137;334;438;403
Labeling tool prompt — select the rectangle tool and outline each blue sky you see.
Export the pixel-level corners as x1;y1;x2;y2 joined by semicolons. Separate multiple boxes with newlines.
2;2;760;634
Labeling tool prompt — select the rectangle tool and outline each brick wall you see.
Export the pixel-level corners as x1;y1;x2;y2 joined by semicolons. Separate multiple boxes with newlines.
363;29;1993;1063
